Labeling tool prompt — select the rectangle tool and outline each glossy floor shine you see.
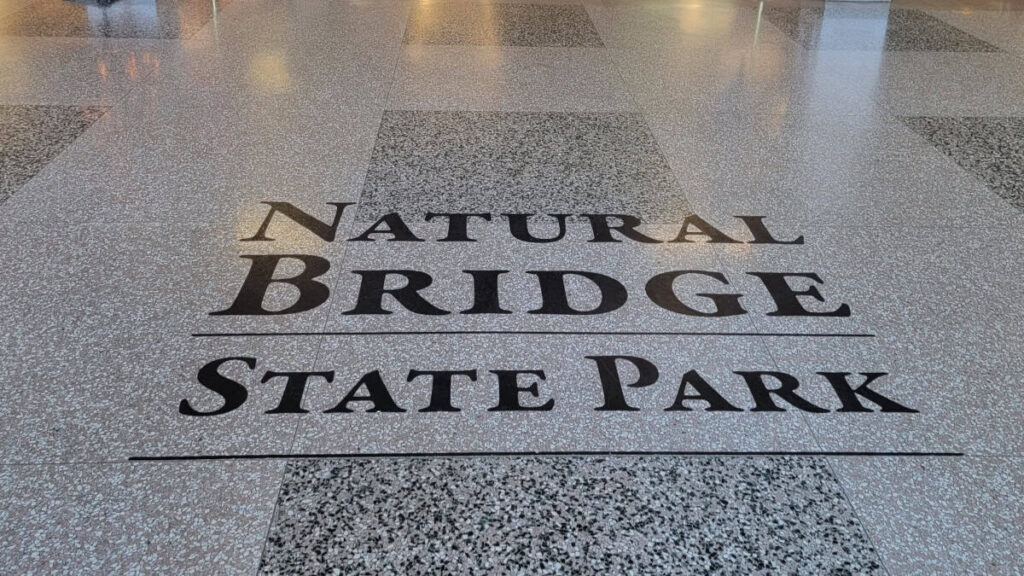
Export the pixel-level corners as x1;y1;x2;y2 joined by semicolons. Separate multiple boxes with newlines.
0;0;1022;573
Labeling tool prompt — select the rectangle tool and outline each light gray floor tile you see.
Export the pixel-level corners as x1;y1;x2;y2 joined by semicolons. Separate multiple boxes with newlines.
748;225;1024;454
0;461;285;575
611;44;891;117
926;9;1024;55
0;37;169;105
189;0;411;48
763;6;1001;51
388;46;634;111
259;456;883;575
358;110;690;221
0;104;105;204
876;52;1024;116
2;74;382;224
901;116;1024;213
404;2;604;47
0;220;336;461
585;2;794;48
646;110;1022;228
0;0;227;39
830;456;1023;575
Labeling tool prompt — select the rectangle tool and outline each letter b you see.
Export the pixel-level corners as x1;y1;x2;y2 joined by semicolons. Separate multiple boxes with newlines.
211;255;330;316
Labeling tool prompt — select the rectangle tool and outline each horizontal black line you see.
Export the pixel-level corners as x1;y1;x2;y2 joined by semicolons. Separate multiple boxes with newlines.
191;331;876;338
129;450;963;462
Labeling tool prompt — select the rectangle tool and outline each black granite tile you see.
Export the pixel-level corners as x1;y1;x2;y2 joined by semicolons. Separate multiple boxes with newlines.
0;105;105;205
0;0;223;39
764;7;1002;52
404;3;604;47
358;110;690;221
901;116;1024;213
258;456;884;575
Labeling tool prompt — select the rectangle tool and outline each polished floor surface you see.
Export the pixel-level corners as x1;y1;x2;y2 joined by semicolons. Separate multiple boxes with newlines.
0;0;1022;573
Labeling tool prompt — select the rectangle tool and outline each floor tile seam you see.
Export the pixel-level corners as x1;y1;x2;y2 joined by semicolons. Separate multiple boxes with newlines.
314;111;386;334
384;0;413;98
0;100;122;220
733;239;908;576
0;27;172;214
822;456;896;576
253;429;299;576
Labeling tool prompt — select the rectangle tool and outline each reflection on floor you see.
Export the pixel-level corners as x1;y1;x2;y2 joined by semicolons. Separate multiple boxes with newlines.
0;0;1021;573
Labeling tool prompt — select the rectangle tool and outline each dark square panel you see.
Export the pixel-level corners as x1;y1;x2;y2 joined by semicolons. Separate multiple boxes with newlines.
0;105;105;205
764;7;1001;52
901;116;1024;213
404;3;604;47
358;110;689;220
259;456;884;575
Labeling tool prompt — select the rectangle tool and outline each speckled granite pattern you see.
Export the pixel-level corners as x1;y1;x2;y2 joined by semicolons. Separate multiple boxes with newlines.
358;110;689;220
901;116;1024;212
404;3;603;47
258;456;884;575
764;7;1002;52
0;105;105;205
0;0;225;39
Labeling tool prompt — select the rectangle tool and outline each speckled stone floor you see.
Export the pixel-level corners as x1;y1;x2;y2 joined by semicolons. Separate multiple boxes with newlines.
1;0;1022;573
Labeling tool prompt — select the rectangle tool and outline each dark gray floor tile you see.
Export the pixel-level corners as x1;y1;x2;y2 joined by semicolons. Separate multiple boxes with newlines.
259;456;884;576
358;110;689;220
0;0;224;39
764;7;1001;52
0;105;104;204
900;116;1024;212
404;2;603;47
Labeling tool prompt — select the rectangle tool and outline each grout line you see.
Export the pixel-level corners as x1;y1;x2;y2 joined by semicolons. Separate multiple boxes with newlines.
191;330;877;338
824;456;897;576
128;450;966;462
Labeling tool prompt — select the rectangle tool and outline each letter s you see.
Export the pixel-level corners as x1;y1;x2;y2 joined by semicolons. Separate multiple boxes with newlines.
179;357;255;416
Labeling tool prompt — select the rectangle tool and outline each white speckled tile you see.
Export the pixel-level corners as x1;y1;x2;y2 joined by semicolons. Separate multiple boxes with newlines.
0;37;170;105
388;46;634;112
0;461;286;574
830;456;1023;575
189;0;412;48
584;1;795;48
749;224;1024;454
259;456;884;575
0;220;334;462
648;109;1023;229
610;43;890;117
1;75;382;225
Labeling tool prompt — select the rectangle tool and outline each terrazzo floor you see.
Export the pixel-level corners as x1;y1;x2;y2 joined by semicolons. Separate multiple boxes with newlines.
0;0;1022;573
